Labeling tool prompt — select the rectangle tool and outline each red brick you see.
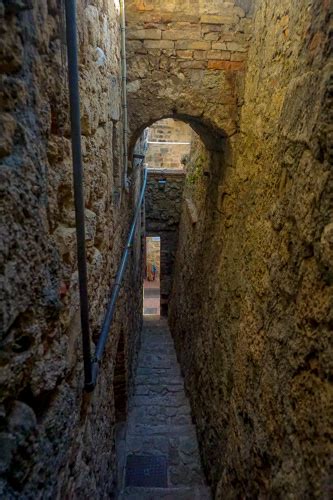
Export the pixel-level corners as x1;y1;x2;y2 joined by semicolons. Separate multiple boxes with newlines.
207;60;245;70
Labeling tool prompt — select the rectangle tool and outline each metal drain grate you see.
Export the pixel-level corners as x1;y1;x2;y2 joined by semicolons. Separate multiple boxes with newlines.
125;455;168;488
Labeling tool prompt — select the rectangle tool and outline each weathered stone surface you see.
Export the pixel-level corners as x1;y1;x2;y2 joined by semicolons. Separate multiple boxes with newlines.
125;0;252;143
0;112;16;157
118;317;211;498
128;28;162;40
169;0;332;498
1;0;331;498
145;119;192;169
145;169;185;315
0;0;143;497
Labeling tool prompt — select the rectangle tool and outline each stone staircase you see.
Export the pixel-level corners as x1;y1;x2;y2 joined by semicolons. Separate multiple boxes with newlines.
118;317;211;499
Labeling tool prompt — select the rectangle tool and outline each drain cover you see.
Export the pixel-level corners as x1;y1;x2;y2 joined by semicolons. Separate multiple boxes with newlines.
125;455;168;488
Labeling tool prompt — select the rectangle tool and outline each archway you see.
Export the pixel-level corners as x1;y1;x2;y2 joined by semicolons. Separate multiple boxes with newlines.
134;115;230;316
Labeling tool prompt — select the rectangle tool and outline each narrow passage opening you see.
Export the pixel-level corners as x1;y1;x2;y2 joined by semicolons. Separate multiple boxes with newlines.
143;236;160;316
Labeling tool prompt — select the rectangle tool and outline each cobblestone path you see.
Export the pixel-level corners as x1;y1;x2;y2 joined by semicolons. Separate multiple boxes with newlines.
118;316;211;499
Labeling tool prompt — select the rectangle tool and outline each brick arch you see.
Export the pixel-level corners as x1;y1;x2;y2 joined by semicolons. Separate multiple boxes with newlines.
137;113;231;316
129;113;231;164
125;0;252;150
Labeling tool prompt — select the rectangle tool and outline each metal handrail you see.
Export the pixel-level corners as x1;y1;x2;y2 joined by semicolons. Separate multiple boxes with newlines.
86;167;148;391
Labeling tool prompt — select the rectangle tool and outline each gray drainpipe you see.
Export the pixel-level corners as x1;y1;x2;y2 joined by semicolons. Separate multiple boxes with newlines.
120;0;129;191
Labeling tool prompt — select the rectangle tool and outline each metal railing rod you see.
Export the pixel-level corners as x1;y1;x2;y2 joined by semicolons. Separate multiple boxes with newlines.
88;168;148;390
64;0;93;389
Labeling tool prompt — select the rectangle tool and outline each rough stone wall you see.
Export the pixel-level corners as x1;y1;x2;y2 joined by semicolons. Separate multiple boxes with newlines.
145;170;185;315
169;0;332;498
148;119;192;144
125;0;253;146
0;1;142;497
145;118;192;170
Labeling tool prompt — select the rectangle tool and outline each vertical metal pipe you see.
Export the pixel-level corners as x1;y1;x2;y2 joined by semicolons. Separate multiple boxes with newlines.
120;0;129;189
64;0;93;389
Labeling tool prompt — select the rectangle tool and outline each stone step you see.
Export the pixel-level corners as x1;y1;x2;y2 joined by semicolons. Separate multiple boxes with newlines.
135;375;184;386
136;367;181;377
126;423;196;437
127;406;192;426
139;346;175;355
120;486;211;499
133;384;184;397
131;393;188;408
117;319;209;499
136;355;178;368
140;337;174;345
125;438;202;469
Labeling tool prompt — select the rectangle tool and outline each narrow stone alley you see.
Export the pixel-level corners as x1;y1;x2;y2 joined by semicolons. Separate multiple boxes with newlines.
1;0;332;498
118;317;210;499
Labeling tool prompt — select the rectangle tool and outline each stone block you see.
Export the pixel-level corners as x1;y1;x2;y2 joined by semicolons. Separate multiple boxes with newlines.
207;50;231;60
127;40;144;52
162;30;199;41
0;113;16;158
53;226;77;256
179;60;207;70
226;41;247;52
176;50;193;59
231;52;247;61
0;76;27;111
204;33;220;41
8;401;36;436
127;80;141;93
207;60;245;70
127;28;162;40
193;50;207;60
0;26;24;73
160;13;200;24
219;33;236;42
201;24;222;33
212;42;228;50
85;209;97;245
200;14;234;25
175;40;211;50
144;40;174;49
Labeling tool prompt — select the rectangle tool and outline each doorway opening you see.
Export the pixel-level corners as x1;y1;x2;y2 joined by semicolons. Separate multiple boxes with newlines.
143;236;161;316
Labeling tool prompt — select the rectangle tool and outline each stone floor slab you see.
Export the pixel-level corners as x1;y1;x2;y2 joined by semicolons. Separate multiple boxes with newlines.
118;317;211;498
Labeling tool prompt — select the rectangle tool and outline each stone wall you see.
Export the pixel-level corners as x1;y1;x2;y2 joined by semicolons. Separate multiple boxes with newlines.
0;1;142;497
145;170;185;315
125;0;253;147
145;118;192;170
169;0;332;497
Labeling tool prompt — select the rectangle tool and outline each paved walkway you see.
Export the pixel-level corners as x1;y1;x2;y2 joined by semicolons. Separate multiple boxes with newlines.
143;280;160;316
117;317;211;499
